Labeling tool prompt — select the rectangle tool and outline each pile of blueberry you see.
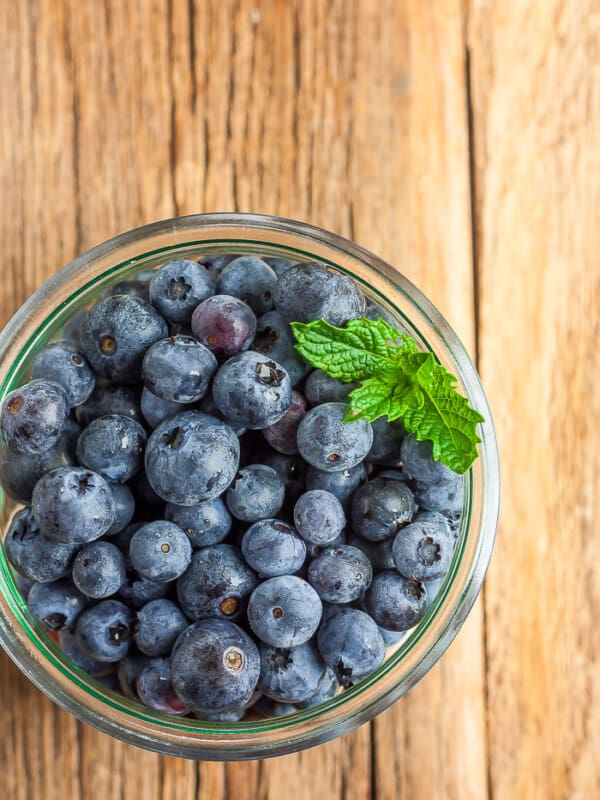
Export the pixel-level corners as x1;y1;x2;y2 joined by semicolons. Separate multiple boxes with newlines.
0;254;463;721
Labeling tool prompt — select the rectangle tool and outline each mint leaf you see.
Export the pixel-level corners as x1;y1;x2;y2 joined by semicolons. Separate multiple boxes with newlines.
292;317;484;474
290;317;411;382
380;350;483;474
343;376;417;422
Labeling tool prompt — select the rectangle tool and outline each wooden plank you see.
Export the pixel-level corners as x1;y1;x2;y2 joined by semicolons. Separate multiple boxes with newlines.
0;1;191;798
0;3;81;797
169;1;482;797
352;3;487;799
1;1;482;799
469;1;600;798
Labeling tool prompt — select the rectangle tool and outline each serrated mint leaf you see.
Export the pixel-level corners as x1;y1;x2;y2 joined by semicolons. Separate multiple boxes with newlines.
291;317;407;382
291;315;485;474
343;377;408;422
388;351;484;474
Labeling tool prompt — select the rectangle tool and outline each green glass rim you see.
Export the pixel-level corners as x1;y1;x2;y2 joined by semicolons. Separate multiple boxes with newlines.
0;213;499;757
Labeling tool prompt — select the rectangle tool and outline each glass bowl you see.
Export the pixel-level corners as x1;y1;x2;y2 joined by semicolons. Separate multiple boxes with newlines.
0;213;499;760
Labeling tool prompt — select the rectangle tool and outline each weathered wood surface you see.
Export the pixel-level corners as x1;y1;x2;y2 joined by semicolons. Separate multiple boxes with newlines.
469;1;600;798
0;1;597;798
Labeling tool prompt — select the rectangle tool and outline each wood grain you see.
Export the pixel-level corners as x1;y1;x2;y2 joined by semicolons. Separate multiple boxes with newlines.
1;0;599;798
469;1;600;798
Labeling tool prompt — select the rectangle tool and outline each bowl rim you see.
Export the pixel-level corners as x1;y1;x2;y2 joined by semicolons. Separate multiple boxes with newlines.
0;212;500;759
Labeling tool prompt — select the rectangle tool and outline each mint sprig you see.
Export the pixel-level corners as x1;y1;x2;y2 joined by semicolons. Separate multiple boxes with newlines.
291;317;484;475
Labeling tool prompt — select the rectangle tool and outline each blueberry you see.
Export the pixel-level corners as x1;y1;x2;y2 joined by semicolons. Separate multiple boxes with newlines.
140;386;183;429
305;529;346;559
94;671;120;692
32;467;116;544
263;256;295;277
351;477;416;541
375;467;413;483
133;598;189;657
77;414;147;483
392;511;455;581
75;599;133;662
304;370;356;405
1;379;70;455
199;392;230;419
247;575;322;648
142;336;217;403
200;253;242;284
27;579;87;631
252;311;311;386
170;619;260;714
296;666;338;709
149;259;213;323
58;629;114;677
305;462;368;509
62;309;88;348
137;657;190;715
0;417;80;503
129;521;192;582
105;483;136;535
32;341;96;407
297;402;373;472
317;608;385;688
364;570;427;631
241;519;306;577
414;476;464;518
72;541;127;599
378;626;406;647
400;434;458;484
320;602;345;624
212;351;292;430
176;544;258;621
260;452;307;505
364;301;404;328
423;577;445;607
104;279;151;303
13;573;34;597
293;489;346;546
216;256;278;315
191;294;257;359
5;506;78;583
142;267;168;283
345;532;395;571
226;465;285;522
145;411;240;505
367;417;405;466
254;697;297;717
75;383;143;428
263;391;307;455
117;652;150;700
308;545;372;604
164;498;232;548
110;521;143;554
199;393;247;436
258;641;325;702
80;295;168;383
117;572;169;609
275;263;366;326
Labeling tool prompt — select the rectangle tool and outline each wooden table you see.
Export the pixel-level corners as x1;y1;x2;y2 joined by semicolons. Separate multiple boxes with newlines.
1;2;598;798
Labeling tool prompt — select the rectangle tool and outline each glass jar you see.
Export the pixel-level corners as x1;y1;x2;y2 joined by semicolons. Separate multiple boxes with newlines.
0;213;499;759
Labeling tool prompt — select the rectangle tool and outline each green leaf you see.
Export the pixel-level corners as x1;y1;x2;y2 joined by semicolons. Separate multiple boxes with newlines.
290;317;410;382
343;377;410;422
388;350;484;474
291;316;485;475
